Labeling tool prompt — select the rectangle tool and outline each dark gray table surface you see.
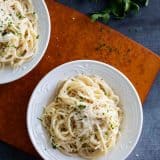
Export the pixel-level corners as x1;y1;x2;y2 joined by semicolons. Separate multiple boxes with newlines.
0;0;160;160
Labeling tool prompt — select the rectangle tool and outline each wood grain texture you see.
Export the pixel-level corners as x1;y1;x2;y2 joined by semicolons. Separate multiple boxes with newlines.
0;0;159;157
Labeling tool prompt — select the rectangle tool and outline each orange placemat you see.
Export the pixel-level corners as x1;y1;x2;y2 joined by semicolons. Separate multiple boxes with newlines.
0;0;160;157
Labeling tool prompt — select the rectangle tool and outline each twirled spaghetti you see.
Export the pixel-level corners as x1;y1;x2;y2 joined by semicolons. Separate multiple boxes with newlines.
0;0;38;67
42;75;122;159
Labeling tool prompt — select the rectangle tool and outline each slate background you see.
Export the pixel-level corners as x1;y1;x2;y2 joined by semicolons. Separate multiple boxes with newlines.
0;0;160;159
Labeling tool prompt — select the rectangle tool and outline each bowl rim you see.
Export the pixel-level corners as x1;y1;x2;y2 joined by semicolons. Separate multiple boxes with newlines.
27;60;143;160
0;0;51;84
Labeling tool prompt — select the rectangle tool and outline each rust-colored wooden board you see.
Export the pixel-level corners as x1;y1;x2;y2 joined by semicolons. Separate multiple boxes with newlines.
0;0;160;157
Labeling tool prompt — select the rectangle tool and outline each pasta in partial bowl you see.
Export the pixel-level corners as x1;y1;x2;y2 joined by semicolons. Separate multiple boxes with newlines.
0;0;50;84
27;60;143;160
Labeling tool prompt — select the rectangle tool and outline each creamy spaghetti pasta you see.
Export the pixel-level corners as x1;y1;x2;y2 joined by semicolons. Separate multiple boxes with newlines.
42;75;122;159
0;0;38;67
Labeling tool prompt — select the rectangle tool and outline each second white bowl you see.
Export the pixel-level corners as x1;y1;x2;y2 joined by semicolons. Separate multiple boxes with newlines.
0;0;51;84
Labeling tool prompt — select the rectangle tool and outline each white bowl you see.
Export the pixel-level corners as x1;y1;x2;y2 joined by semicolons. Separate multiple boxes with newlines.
0;0;51;84
27;60;143;160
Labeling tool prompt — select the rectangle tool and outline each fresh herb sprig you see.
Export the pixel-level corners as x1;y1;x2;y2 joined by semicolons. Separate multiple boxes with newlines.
91;0;149;23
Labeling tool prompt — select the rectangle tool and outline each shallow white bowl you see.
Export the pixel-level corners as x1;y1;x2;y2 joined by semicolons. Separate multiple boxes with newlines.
27;60;143;160
0;0;51;84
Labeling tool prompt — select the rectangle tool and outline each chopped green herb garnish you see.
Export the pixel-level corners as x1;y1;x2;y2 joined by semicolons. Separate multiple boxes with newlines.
110;124;114;129
0;52;5;56
36;35;39;39
79;96;84;102
78;105;86;110
37;117;42;121
16;12;25;19
8;21;12;27
95;43;106;51
105;132;108;137
52;143;57;149
2;31;7;36
10;45;17;49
